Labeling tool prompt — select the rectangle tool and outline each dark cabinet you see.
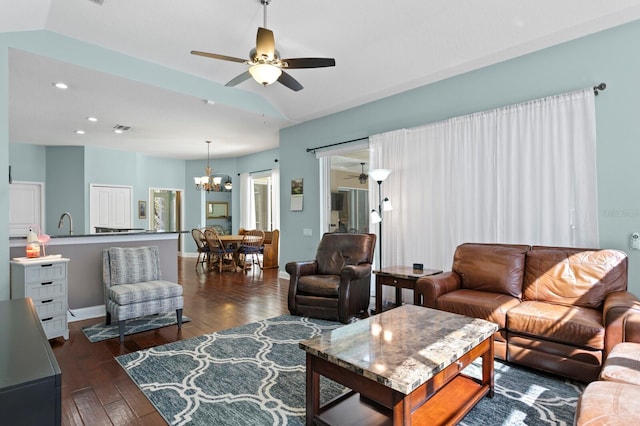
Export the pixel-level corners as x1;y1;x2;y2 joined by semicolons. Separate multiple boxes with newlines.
0;298;61;425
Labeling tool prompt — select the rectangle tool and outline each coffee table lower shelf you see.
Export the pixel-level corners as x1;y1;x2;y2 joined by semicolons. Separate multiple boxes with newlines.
314;374;489;426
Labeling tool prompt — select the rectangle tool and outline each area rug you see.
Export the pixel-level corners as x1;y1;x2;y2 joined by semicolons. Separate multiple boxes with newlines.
116;315;584;426
81;313;191;343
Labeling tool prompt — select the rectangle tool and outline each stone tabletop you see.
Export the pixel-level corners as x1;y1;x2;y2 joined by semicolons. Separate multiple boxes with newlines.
299;305;498;394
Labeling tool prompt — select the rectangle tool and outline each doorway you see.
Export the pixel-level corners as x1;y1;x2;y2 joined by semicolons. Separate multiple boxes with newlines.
149;188;184;251
321;148;370;234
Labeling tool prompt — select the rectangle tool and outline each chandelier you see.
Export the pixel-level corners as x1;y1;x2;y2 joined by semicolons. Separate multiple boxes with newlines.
194;140;222;192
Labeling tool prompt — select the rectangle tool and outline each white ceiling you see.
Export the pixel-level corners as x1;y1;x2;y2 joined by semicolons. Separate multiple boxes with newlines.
4;0;640;161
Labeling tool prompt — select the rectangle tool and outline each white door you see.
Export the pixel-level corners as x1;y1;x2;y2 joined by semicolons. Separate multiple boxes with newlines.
9;181;44;237
89;184;133;233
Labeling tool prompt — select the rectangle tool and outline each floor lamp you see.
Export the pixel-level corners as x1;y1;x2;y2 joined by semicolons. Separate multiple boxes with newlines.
368;168;392;269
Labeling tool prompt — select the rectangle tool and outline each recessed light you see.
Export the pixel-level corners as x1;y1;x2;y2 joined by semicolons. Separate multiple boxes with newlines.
53;82;68;90
113;129;123;134
204;99;216;105
75;130;85;135
87;116;98;122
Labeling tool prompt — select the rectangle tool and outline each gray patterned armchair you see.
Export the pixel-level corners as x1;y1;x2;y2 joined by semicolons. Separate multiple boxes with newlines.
103;246;184;342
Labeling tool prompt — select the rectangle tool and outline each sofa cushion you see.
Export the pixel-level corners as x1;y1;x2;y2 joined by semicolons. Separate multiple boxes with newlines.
452;243;530;298
523;248;628;309
600;342;640;385
507;301;605;350
108;246;161;285
436;289;520;329
575;381;640;425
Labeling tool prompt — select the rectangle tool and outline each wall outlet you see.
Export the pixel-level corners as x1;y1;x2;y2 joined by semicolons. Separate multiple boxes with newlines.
303;228;312;237
631;232;640;250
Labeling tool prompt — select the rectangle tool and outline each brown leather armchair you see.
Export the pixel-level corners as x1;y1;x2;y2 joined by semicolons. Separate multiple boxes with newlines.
286;233;376;323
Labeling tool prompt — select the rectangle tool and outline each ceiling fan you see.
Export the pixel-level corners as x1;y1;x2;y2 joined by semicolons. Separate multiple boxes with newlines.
191;0;335;92
345;162;368;184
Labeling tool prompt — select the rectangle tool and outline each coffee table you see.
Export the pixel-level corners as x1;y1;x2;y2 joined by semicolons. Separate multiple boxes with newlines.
300;305;498;425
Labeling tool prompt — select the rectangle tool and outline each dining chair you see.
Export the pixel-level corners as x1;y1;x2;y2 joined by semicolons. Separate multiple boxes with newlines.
238;229;265;272
191;228;210;270
203;228;237;272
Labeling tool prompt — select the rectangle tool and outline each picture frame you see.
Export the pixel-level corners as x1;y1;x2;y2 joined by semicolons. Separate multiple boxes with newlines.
291;178;303;195
206;201;228;218
138;201;147;219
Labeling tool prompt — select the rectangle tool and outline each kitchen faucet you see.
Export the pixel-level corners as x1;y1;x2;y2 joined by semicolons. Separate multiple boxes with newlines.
58;212;73;235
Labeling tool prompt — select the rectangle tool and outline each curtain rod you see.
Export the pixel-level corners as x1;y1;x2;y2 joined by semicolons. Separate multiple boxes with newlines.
306;83;606;154
306;137;369;154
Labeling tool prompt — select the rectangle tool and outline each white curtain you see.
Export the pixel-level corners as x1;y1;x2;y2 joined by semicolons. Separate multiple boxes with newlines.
239;172;256;230
370;88;598;285
271;168;280;231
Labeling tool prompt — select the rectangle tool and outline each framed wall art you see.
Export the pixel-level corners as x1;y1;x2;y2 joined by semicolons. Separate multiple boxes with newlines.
206;201;228;218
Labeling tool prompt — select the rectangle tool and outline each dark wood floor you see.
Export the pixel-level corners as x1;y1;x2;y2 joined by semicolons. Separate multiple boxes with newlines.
51;257;289;426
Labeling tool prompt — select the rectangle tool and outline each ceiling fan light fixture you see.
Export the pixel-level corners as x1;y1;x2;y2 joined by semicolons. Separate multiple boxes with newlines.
249;63;282;86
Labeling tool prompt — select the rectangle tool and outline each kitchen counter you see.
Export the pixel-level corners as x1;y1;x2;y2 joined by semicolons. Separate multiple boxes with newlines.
9;232;181;319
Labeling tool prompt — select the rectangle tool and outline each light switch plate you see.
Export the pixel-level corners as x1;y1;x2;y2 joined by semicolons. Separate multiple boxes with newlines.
303;228;312;237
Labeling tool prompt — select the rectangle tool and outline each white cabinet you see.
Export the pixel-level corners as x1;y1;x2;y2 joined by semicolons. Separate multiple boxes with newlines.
11;258;70;340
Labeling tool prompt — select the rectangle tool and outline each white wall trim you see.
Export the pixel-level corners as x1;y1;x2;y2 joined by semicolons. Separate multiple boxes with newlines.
68;304;105;322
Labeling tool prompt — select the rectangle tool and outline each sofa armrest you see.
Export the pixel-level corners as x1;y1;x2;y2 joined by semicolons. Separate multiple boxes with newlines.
623;313;640;343
415;271;461;308
603;290;640;354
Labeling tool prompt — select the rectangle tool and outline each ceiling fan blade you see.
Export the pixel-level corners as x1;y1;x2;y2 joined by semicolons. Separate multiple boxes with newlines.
225;71;252;87
282;58;336;69
256;27;276;59
191;51;247;64
277;71;303;92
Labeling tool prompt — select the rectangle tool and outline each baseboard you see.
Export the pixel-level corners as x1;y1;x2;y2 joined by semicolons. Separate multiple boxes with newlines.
68;305;105;322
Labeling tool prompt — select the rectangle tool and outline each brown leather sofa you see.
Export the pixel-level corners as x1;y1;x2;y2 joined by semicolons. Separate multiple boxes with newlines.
286;233;376;323
575;313;640;424
416;243;639;382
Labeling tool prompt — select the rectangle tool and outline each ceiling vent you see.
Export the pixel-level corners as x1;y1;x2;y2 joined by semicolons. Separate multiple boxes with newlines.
113;125;131;132
88;0;104;5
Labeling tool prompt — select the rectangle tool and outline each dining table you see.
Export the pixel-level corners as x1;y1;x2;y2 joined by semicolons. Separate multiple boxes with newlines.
204;234;263;271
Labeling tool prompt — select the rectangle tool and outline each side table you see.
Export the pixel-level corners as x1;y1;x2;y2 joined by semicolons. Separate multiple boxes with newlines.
373;265;442;314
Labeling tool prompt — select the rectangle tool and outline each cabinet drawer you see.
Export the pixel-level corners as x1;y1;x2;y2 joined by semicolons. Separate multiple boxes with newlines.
25;280;66;300
378;275;415;289
33;297;66;319
24;263;66;283
40;315;67;340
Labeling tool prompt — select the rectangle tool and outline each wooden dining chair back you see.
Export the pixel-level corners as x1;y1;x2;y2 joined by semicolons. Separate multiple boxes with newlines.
238;229;265;272
191;228;210;270
203;228;237;272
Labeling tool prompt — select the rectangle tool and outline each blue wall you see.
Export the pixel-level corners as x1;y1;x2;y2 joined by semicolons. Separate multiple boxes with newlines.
280;20;640;295
4;21;640;298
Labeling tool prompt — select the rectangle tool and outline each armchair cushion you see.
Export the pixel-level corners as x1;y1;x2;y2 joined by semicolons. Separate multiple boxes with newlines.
107;246;161;285
298;275;340;297
108;280;184;305
316;233;376;275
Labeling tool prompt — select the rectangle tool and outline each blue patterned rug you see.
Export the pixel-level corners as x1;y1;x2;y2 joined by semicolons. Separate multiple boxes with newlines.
81;313;190;342
116;315;584;426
